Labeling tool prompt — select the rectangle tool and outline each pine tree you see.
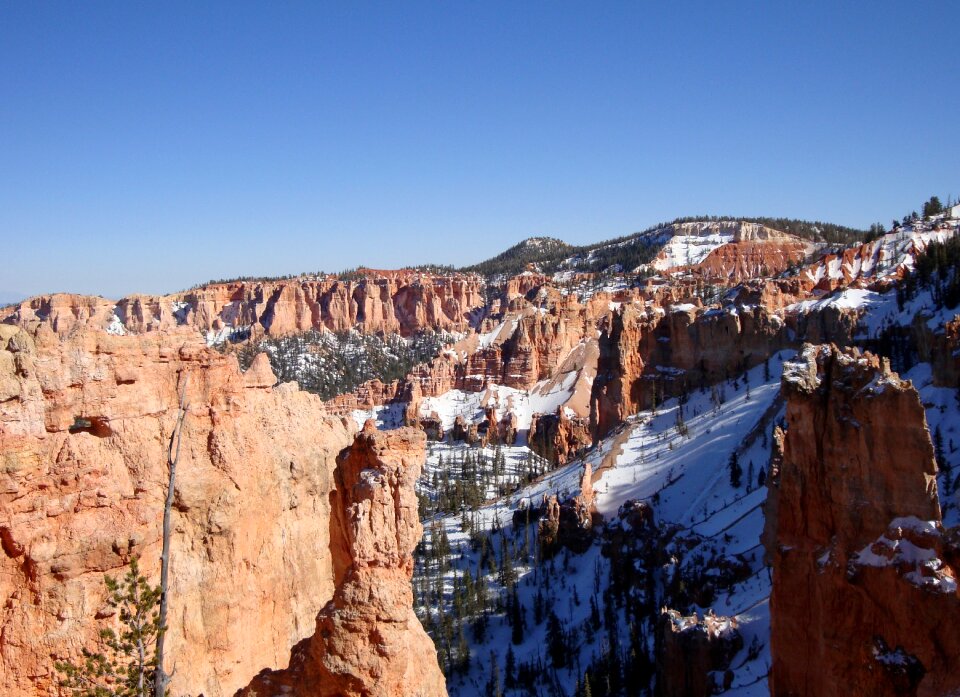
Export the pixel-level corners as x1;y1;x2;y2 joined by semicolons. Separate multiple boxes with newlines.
923;196;944;219
456;625;471;674
510;585;525;645
589;595;601;631
55;558;163;697
505;644;516;688
758;465;767;488
486;651;503;697
547;610;568;668
935;425;947;470
728;452;742;489
534;587;545;625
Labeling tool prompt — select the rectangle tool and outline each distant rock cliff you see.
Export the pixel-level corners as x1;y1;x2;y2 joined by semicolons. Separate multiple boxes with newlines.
2;272;487;339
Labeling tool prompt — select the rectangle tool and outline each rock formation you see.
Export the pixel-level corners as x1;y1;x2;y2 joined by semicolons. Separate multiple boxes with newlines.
651;221;812;280
655;609;742;697
239;422;446;697
767;344;960;697
590;301;787;438
0;325;353;697
529;409;592;465
2;272;487;339
537;464;597;556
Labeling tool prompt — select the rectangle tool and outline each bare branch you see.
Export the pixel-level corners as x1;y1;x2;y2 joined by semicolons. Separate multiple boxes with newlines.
154;371;189;697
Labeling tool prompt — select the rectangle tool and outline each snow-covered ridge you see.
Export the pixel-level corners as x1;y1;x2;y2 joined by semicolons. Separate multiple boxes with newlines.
652;229;737;271
802;224;959;287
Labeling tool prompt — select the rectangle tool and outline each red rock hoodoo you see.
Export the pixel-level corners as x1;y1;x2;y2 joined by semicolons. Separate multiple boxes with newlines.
239;422;446;697
767;344;960;697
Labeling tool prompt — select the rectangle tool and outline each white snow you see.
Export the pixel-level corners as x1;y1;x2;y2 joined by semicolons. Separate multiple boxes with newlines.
653;231;735;271
106;312;127;336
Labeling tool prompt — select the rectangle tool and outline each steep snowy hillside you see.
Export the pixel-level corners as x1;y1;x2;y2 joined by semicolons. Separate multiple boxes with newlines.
904;362;960;527
413;354;793;696
799;223;959;288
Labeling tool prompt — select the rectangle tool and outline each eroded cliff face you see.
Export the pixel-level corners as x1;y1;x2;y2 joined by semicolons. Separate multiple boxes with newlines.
0;325;353;697
240;422;446;697
590;302;787;438
3;273;487;339
651;221;812;281
767;344;960;697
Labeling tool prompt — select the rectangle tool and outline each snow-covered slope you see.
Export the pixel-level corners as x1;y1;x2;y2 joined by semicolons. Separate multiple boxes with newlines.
414;353;793;695
651;229;737;271
800;222;959;288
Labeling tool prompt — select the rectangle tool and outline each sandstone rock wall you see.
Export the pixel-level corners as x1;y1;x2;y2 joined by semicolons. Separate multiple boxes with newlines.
0;325;353;697
655;610;742;697
590;302;787;438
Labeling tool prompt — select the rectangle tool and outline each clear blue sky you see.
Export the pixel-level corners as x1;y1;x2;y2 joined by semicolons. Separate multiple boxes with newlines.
2;1;957;298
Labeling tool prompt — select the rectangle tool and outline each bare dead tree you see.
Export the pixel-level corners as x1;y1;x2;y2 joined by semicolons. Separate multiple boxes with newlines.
155;372;189;696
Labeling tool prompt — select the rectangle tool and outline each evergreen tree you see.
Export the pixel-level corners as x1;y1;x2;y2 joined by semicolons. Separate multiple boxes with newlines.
505;645;516;688
935;425;947;470
486;651;503;697
547;610;569;668
758;465;767;488
728;452;743;488
534;587;545;625
456;625;471;674
923;196;944;218
55;558;162;697
589;595;602;631
510;585;525;645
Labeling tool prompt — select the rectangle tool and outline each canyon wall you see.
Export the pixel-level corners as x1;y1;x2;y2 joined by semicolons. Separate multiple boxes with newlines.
590;302;787;438
767;344;960;697
0;325;354;697
2;273;487;339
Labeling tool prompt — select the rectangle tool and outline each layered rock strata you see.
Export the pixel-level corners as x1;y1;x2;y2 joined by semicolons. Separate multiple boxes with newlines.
655;610;742;697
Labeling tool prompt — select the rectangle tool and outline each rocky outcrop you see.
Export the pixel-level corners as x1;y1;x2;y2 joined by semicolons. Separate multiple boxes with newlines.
694;238;808;282
239;422;446;697
325;378;402;417
655;610;742;697
651;221;812;279
591;301;787;438
529;409;592;465
0;326;353;697
767;344;960;697
537;464;597;556
916;315;960;388
405;299;604;398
